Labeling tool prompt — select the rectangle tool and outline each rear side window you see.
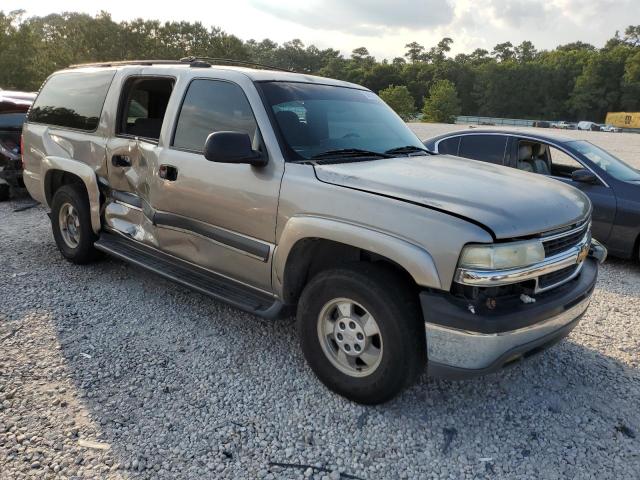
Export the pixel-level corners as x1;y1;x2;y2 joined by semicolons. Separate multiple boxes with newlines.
458;135;507;164
437;137;460;155
29;70;115;131
173;79;258;153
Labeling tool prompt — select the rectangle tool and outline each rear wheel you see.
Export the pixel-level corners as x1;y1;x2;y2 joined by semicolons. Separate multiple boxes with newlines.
297;263;425;404
0;182;9;201
51;184;98;264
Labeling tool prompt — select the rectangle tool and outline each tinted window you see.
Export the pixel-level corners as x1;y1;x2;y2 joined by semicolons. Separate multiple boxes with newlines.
173;80;257;152
29;71;115;131
458;135;507;164
437;137;460;155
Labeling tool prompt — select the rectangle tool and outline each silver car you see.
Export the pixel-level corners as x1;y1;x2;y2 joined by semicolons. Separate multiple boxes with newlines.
22;59;606;404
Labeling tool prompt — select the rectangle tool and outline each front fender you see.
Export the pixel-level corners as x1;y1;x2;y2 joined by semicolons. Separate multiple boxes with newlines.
42;156;102;234
273;215;441;297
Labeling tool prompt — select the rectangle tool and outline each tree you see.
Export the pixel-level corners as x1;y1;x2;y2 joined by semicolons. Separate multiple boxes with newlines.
404;42;425;63
515;41;537;62
422;80;461;123
427;37;453;63
0;10;638;124
379;85;416;120
492;42;515;62
624;25;640;47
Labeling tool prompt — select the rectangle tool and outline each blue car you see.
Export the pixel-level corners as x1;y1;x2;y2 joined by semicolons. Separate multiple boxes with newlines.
424;129;640;260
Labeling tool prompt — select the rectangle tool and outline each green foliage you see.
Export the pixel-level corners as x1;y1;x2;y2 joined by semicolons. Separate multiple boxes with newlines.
0;11;638;123
379;85;415;120
422;80;461;123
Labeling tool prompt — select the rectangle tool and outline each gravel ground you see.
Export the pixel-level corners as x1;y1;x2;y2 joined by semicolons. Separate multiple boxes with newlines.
1;127;640;479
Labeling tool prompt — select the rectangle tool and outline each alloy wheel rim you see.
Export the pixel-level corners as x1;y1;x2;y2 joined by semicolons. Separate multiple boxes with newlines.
317;297;383;378
58;202;81;249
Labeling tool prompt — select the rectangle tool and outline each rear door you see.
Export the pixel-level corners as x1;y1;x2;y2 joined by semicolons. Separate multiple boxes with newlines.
104;72;175;240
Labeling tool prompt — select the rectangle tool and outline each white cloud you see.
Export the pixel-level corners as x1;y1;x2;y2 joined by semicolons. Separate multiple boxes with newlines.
1;0;638;60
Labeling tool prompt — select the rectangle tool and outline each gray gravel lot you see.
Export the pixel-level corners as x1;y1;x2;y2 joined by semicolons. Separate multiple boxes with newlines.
1;126;640;479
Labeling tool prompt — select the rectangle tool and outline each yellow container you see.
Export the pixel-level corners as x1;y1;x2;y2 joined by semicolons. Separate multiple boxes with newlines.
605;112;640;129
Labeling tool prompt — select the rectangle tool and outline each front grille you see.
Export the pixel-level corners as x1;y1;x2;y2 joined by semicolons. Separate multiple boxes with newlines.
542;223;588;257
538;265;578;289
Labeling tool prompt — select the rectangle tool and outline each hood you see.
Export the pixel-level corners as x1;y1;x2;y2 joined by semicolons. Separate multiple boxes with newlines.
314;155;591;239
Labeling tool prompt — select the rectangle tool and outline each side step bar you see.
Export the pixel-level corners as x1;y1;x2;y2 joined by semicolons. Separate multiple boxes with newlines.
94;232;283;319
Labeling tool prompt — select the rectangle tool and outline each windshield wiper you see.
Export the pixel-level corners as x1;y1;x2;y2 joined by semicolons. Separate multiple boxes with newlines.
310;148;392;160
385;145;434;156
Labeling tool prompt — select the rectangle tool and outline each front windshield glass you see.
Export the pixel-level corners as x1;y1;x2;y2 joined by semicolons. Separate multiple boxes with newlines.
258;81;425;161
568;140;640;182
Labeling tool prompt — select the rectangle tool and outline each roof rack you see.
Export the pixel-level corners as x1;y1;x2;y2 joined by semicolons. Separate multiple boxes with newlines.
178;56;293;72
69;57;294;73
68;60;185;69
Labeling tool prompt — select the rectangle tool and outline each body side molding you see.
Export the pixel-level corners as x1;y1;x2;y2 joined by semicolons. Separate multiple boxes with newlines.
153;211;272;262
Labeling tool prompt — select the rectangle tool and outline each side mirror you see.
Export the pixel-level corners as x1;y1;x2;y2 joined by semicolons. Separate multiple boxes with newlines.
571;168;598;185
204;131;267;167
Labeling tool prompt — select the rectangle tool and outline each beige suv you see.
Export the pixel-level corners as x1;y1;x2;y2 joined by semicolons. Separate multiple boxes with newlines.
23;59;605;404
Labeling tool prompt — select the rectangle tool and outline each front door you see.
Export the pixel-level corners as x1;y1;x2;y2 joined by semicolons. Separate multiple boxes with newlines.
512;139;617;243
149;78;283;291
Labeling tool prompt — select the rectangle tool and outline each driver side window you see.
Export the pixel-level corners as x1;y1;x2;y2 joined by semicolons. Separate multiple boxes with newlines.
172;79;259;153
548;146;584;178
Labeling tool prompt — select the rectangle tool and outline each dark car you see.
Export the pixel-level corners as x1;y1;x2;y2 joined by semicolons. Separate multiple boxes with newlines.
424;129;640;260
0;90;35;200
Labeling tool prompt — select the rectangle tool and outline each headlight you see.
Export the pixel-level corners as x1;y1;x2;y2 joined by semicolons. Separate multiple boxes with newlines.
459;240;545;270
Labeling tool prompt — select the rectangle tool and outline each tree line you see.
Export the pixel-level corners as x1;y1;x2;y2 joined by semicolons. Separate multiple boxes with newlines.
1;10;639;122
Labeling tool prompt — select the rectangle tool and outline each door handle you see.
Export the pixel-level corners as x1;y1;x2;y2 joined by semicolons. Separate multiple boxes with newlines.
112;155;132;167
159;164;178;181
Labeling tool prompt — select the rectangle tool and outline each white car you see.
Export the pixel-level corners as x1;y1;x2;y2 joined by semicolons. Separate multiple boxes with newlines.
600;124;621;133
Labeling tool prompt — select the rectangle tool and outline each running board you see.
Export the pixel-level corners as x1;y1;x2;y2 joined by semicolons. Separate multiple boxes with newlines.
94;232;283;318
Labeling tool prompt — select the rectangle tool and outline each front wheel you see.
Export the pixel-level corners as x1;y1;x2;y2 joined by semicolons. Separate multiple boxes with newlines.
297;263;426;404
51;184;99;264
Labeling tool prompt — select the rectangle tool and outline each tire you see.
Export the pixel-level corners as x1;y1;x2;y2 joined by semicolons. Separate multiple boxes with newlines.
297;263;426;404
51;184;98;264
0;182;9;202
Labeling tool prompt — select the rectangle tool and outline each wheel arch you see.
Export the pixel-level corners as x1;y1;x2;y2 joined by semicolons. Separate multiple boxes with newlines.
42;156;101;234
273;216;441;304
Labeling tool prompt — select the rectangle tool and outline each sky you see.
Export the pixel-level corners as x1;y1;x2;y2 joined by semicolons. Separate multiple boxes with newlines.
3;0;639;59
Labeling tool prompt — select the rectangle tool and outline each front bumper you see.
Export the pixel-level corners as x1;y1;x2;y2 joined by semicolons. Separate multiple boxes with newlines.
421;257;599;378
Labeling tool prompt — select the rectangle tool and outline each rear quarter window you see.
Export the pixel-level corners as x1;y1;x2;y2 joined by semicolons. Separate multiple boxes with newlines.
28;70;116;131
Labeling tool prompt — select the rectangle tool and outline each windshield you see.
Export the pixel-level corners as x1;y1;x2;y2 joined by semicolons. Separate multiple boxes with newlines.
258;82;425;161
568;140;640;182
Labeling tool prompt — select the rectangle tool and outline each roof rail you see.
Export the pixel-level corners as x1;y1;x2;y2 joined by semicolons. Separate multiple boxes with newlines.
68;57;294;73
179;56;293;72
68;59;185;69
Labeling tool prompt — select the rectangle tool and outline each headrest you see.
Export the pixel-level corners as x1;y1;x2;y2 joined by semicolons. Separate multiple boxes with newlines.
131;117;163;139
275;110;301;127
518;144;533;161
533;143;547;157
